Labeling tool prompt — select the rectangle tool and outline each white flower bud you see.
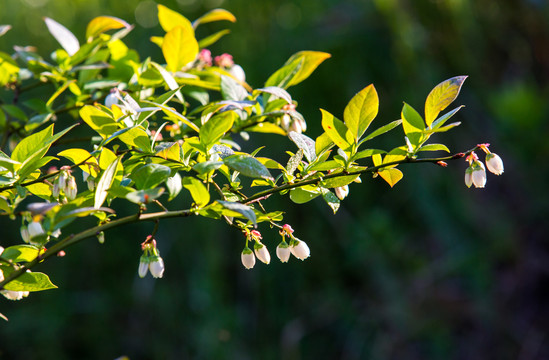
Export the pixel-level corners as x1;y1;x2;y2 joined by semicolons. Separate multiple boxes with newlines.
65;176;77;200
276;242;291;263
97;231;105;244
485;153;504;175
138;257;149;278
105;92;119;108
229;64;246;83
28;221;45;238
465;166;473;188
150;257;165;278
1;290;30;301
241;248;255;269
472;161;487;188
254;243;271;264
281;114;291;130
57;172;67;192
20;226;30;243
290;239;310;260
52;181;61;198
0;268;4;282
334;185;349;200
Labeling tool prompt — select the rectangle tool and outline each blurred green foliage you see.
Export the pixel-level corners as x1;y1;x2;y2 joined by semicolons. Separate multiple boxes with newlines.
1;0;548;359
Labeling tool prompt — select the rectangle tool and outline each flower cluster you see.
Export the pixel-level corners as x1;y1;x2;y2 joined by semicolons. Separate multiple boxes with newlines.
52;166;77;201
465;144;504;188
138;236;165;278
240;225;311;269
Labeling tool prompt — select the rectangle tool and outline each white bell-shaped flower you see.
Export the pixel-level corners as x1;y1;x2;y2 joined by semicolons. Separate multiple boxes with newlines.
485;153;504;175
241;247;256;269
276;242;291;263
254;243;271;264
290;239;310;260
149;256;165;278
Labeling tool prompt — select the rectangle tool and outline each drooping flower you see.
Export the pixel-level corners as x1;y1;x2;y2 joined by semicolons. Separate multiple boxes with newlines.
241;247;255;269
254;242;271;264
28;220;45;238
290;238;310;260
149;256;165;278
1;290;30;301
65;175;77;200
485;153;504;175
471;161;487;188
464;166;474;188
229;64;246;82
138;256;149;278
334;185;349;200
276;241;291;263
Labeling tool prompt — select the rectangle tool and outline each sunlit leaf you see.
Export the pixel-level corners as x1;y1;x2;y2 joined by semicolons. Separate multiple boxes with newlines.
320;109;353;152
288;131;316;162
343;84;379;141
216;200;256;226
289;186;320;204
378;168;403;188
182;176;210;207
157;4;193;33
131;163;171;190
94;156;121;209
162;25;199;72
3;270;57;292
44;17;79;56
425;76;467;127
224;155;272;179
200;111;236;148
86;16;131;41
193;9;236;28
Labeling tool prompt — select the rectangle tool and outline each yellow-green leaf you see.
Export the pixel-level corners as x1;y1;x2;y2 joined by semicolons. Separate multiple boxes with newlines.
162;26;199;72
86;16;131;41
58;148;98;177
284;51;331;88
378;168;403;188
157;4;193;33
425;76;467;127
182;176;210;207
193;9;236;28
343;84;379;141
320;109;353;152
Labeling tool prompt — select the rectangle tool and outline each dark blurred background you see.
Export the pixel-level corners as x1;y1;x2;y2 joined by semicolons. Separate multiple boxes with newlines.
1;0;548;359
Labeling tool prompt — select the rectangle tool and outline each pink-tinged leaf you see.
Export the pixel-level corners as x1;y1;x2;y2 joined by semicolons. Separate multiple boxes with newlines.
425;76;467;127
44;17;80;56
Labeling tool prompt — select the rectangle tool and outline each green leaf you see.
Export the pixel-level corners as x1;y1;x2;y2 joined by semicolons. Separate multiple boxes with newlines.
192;161;223;175
315;132;334;157
286;148;303;175
321;188;340;214
182;176;210;207
288;131;316;162
58;148;98;176
343;84;379;141
131;163;171;190
125;188;164;204
197;29;231;48
307;160;343;172
141;100;200;133
267;51;331;89
166;173;183;201
3;270;57;292
221;75;248;101
418;143;450;152
431;106;464;129
289;186;320;204
216;200;256;226
254;87;292;104
224;155;272;179
193;8;236;27
401;103;424;147
79;105;119;138
94;156;121;209
200;111;236;148
425;76;467;127
150;62;184;103
11;124;53;163
157;4;193;33
1;245;42;263
44;17;79;56
360;119;402;145
322;174;359;188
320;109;353;151
162;25;199;72
118;127;151;152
